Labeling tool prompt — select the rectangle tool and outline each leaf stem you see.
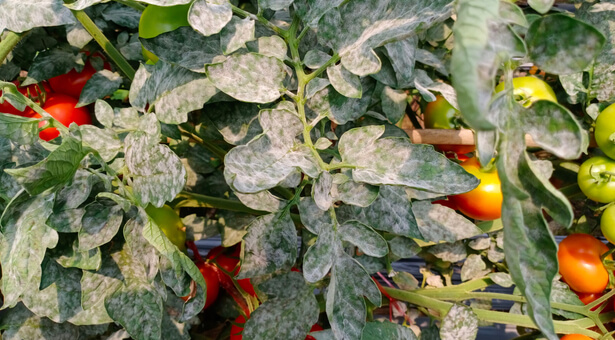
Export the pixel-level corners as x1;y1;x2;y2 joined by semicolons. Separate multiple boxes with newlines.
0;31;29;65
71;10;136;80
305;54;341;83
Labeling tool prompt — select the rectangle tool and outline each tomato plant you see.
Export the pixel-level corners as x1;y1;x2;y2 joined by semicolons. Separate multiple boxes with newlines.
594;103;615;160
138;4;191;63
577;156;615;203
48;56;110;99
207;245;256;296
448;157;502;221
34;93;91;141
144;204;187;252
558;234;610;294
494;76;557;107
423;95;475;155
0;80;49;116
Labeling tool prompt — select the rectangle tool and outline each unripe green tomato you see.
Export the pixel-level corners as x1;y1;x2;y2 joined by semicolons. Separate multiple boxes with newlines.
594;103;615;160
577;156;615;203
494;76;557;107
601;205;615;245
145;205;187;251
138;4;191;63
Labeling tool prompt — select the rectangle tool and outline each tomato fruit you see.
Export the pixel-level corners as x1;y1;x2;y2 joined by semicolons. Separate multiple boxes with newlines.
207;245;256;296
0;81;50;117
494;76;557;107
145;204;187;252
423;95;475;155
432;198;458;210
601;205;615;245
577;156;615;203
139;4;191;63
448;157;502;221
48;56;110;99
35;94;91;141
560;335;593;340
306;324;324;340
594;103;615;160
574;290;613;312
558;233;610;294
197;262;220;309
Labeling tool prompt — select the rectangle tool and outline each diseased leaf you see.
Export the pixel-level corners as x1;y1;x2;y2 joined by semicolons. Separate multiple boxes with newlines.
307;76;375;124
525;14;605;75
78;70;123;107
221;16;255;54
206;53;287;103
205;101;263;145
338;126;479;194
0;0;76;33
384;37;417;88
293;0;344;28
0;113;40;145
238;211;298;278
0;304;80;340
326;64;362;98
235;190;287;213
78;200;124;251
440;304;478;340
362;321;418;340
188;0;233;36
105;281;164;340
331;173;379;207
259;0;293;11
313;171;333;211
460;254;490;281
80;125;122;162
381;86;407;124
339;221;388;258
527;0;554;14
412;201;483;243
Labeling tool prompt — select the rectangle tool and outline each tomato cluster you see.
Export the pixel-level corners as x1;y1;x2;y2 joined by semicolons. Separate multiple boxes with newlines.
0;54;107;140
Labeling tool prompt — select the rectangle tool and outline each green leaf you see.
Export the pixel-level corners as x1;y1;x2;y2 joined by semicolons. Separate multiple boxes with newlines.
140;27;223;72
5;134;90;195
527;0;553;14
412;201;483;243
307;77;376;124
338;126;479;194
337;185;421;238
525;14;606;75
78;200;124;251
317;0;453;76
237;211;298;278
0;0;76;33
440;304;478;340
327;253;380;340
102;2;141;28
105;281;164;340
221;16;255;55
188;0;233;36
0;114;39;145
326;64;362;98
361;321;418;340
206;53;287;103
224;102;320;193
124;115;186;207
243;272;319;340
293;0;344;28
22;48;80;85
0;193;57;308
77;70;123;107
339;221;388;258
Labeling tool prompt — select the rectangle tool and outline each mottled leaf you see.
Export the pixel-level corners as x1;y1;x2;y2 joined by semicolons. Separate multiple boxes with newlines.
440;304;478;340
327;64;362;98
78;70;123;107
188;0;233;36
221;16;255;54
105;281;163;340
412;201;482;243
0;0;76;33
307;77;375;124
362;322;418;340
339;221;388;258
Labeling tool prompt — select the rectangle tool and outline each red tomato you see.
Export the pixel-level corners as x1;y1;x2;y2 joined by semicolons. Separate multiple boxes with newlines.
560;335;593;340
558;234;610;294
0;81;50;117
306;324;324;340
48;57;110;99
448;157;502;221
34;94;91;141
574;291;614;312
207;245;257;297
182;262;220;309
432;198;458;210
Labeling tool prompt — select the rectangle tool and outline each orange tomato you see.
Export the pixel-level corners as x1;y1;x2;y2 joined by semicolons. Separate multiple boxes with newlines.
448;157;502;221
560;334;593;340
558;234;610;294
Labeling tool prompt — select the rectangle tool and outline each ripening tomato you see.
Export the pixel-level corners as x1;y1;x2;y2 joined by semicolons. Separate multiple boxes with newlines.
558;234;610;294
574;290;614;312
560;334;593;340
199;262;220;309
306;324;324;340
138;4;191;63
594;103;615;160
432;198;458;210
48;56;111;99
0;81;50;117
145;204;187;252
207;245;256;296
34;94;91;141
448;157;502;221
494;76;557;107
577;156;615;203
423;95;475;155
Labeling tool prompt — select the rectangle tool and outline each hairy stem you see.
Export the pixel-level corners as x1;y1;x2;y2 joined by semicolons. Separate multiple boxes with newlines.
0;31;29;65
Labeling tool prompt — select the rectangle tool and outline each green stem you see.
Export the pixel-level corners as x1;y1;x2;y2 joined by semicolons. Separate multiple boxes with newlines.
305;54;341;83
71;10;136;80
326;163;357;171
113;0;146;11
0;31;29;65
230;4;285;37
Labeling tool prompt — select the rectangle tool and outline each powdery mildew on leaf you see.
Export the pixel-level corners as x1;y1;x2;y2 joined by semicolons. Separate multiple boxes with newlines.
237;212;298;278
388;236;421;258
80;252;124;311
0;304;80;339
383;37;417;88
224;103;320;193
381;86;407;124
412;201;483;243
0;0;76;33
78;202;123;251
78;70;122;107
440;304;478;340
243;272;319;340
460;254;490;282
317;0;453;76
326;63;362;98
327;253;381;340
302;215;337;282
221;16;255;55
338;125;479;194
293;0;344;28
235;190;287;213
205;101;263;145
307;77;375;124
251;36;288;61
336;185;422;239
428;242;467;263
298;197;334;235
312;171;333;211
361;321;418;340
80;125;122;162
189;0;233;37
339;221;388;258
206;53;287;103
0;114;40;145
54;238;102;271
155;78;220;124
331;173;379;207
0;194;57;308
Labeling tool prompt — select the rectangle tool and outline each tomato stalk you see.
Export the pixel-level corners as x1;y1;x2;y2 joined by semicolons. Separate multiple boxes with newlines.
0;30;29;65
